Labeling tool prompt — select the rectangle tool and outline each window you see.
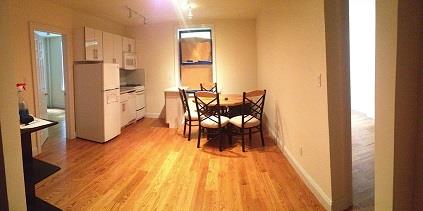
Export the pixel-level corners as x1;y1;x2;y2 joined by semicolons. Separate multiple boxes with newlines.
178;28;213;89
179;29;212;65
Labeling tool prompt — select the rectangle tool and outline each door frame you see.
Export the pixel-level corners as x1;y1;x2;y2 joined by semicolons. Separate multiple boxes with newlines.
0;125;9;210
29;22;76;155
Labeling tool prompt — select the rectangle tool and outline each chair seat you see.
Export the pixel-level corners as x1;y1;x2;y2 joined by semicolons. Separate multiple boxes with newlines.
201;116;229;128
185;111;199;120
229;115;261;128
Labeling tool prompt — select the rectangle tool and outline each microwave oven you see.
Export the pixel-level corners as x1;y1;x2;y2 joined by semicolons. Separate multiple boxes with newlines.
123;53;137;70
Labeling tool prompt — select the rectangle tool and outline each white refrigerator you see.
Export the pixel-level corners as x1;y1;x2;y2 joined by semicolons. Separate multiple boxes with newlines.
74;63;121;143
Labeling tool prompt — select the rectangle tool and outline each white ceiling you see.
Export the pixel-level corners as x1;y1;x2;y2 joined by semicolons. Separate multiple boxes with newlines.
50;0;259;26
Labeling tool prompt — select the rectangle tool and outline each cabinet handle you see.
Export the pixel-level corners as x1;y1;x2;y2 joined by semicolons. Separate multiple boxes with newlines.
122;103;126;112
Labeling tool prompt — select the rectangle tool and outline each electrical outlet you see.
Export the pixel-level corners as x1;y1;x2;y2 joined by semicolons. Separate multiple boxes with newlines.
300;145;303;156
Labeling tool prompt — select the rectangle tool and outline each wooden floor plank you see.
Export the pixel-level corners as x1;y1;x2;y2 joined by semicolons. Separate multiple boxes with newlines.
36;117;325;210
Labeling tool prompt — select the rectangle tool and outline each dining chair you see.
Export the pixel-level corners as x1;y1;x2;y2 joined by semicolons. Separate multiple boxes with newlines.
229;90;266;152
178;88;199;141
200;82;218;93
194;91;230;151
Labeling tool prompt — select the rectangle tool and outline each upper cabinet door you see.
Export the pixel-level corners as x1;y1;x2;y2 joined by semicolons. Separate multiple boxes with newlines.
113;34;123;68
123;37;136;53
103;32;114;64
94;29;103;60
84;27;96;61
103;32;122;68
84;27;103;61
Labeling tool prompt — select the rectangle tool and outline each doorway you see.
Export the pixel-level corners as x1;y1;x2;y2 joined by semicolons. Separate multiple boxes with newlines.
349;0;375;209
33;30;67;153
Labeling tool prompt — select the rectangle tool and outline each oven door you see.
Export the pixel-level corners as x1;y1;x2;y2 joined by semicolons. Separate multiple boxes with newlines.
135;90;145;110
135;90;145;120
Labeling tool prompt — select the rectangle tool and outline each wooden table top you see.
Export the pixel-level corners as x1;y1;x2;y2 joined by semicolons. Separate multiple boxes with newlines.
197;93;243;107
20;118;58;134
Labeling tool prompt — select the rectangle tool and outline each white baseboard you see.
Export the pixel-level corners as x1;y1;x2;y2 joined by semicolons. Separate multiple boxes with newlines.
268;129;332;210
146;113;160;118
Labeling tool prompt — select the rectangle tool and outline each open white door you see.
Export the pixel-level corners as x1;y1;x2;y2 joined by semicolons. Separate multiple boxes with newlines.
34;33;49;152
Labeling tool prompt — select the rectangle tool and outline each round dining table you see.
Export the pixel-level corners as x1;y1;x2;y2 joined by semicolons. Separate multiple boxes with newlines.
196;93;243;107
191;93;245;141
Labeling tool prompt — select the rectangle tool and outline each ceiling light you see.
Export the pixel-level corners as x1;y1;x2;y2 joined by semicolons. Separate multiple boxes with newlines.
182;0;190;10
125;6;148;25
188;6;193;19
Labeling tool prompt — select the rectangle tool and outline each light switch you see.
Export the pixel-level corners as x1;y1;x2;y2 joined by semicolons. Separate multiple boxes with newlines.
317;73;322;87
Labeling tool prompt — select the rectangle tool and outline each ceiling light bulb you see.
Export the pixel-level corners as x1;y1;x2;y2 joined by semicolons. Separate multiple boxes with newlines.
180;0;189;10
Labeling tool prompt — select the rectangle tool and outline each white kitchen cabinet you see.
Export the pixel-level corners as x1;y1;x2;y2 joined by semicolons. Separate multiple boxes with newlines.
73;27;103;61
103;32;123;68
122;37;136;53
120;93;129;127
103;32;114;64
114;34;123;68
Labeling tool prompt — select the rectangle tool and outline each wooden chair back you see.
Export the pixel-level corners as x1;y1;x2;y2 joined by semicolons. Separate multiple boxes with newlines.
242;90;266;124
194;91;224;127
178;88;191;118
200;82;218;93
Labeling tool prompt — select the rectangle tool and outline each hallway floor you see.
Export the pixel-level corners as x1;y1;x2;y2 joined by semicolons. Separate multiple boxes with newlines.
47;108;66;139
351;111;374;210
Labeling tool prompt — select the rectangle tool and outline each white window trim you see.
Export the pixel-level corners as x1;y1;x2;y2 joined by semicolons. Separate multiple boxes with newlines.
174;24;217;88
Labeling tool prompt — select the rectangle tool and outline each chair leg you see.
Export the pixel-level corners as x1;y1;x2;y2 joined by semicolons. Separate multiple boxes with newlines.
183;119;187;136
188;121;192;141
241;129;245;152
197;125;202;148
249;128;252;143
227;126;232;145
260;125;265;146
219;129;223;151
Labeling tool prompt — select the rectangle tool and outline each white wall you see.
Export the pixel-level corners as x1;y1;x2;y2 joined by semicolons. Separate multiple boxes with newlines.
0;1;27;209
374;0;397;209
257;0;352;209
349;0;375;118
129;19;257;116
256;0;333;208
375;0;423;209
390;0;422;209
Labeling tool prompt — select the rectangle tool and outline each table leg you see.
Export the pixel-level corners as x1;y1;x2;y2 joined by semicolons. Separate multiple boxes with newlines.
20;133;35;207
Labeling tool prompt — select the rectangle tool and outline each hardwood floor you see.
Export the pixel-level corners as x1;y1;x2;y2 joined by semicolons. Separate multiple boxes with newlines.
35;118;324;210
351;111;374;210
